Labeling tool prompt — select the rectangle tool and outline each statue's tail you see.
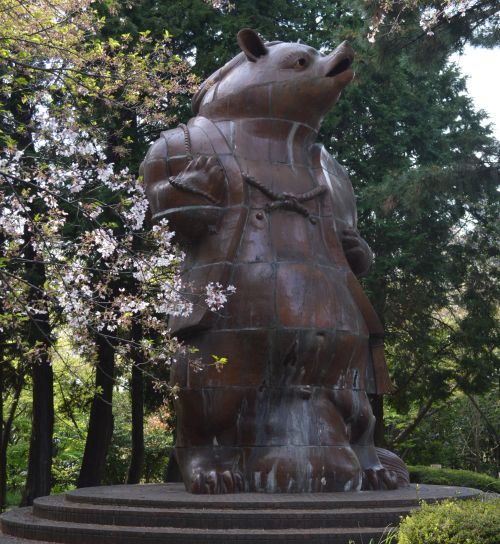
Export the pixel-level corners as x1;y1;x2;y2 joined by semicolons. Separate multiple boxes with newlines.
376;447;410;487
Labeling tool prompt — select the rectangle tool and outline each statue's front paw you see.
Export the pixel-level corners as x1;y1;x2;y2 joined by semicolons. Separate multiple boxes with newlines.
176;155;225;204
341;228;373;276
191;468;244;494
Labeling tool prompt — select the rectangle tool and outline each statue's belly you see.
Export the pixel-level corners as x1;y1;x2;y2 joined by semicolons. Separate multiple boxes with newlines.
220;260;366;334
172;160;371;391
183;252;370;389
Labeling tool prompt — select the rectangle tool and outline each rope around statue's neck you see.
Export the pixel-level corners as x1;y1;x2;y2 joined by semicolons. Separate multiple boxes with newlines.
172;123;327;220
244;175;326;224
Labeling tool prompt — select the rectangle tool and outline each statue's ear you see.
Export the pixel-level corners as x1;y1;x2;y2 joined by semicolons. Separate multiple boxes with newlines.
237;28;268;62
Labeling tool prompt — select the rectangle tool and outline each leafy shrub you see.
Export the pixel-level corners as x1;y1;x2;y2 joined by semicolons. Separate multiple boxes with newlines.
143;417;173;483
409;465;500;493
397;498;500;544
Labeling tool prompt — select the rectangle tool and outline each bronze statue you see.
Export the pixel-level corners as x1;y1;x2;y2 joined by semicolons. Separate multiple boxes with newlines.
142;29;409;494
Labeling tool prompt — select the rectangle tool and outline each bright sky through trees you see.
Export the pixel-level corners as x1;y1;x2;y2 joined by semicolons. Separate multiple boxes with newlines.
455;46;500;139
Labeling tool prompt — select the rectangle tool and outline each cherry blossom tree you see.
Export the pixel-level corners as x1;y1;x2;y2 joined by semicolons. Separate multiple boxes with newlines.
0;0;234;504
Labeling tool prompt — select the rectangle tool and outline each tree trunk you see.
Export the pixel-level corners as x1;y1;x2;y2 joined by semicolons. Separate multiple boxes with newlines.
370;394;387;448
392;395;436;445
77;334;115;488
0;316;4;511
21;357;53;506
1;375;24;511
21;250;54;506
0;353;5;511
165;450;183;483
126;322;145;484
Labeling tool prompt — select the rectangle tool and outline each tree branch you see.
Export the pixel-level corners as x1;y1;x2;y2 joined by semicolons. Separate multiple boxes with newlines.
463;390;500;443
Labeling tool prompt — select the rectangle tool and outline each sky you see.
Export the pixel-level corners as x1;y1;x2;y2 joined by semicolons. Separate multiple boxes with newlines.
454;45;500;140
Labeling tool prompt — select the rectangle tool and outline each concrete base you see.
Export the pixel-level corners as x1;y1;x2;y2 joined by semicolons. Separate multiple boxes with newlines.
0;483;481;543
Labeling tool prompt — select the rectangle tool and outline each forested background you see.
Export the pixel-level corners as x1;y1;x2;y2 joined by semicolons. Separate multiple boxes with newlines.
0;0;498;509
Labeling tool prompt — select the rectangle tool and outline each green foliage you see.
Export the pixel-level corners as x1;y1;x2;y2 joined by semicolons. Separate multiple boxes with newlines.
385;391;499;475
142;417;175;483
3;349;91;500
5;490;21;509
103;412;133;485
52;427;86;495
5;378;173;499
51;341;92;493
397;498;500;544
409;465;500;493
5;400;30;496
103;391;172;485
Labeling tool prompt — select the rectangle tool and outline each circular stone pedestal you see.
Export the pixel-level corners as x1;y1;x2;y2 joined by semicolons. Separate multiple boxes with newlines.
0;483;481;544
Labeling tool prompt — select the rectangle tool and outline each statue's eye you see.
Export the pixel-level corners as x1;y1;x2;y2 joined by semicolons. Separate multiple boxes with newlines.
281;53;311;70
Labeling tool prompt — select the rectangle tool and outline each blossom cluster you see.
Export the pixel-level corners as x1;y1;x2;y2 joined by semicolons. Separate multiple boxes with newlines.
0;108;235;388
367;1;480;43
205;282;237;311
419;1;477;35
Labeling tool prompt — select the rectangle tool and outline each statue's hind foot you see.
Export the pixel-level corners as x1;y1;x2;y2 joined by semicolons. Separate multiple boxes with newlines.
352;444;398;490
376;447;410;487
176;447;244;494
191;468;244;494
248;445;363;493
332;390;409;490
353;445;404;489
362;466;398;490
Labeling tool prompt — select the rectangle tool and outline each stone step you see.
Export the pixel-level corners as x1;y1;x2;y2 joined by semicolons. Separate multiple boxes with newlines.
0;483;482;544
0;536;53;544
33;494;409;529
1;508;392;544
62;482;478;510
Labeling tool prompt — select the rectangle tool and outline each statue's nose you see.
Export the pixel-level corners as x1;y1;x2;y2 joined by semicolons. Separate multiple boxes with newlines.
324;42;354;77
337;41;355;57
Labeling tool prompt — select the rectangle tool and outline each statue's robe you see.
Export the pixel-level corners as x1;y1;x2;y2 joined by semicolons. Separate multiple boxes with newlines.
143;116;392;396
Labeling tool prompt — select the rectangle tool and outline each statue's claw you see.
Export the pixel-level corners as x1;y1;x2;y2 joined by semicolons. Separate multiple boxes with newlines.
362;467;398;490
190;469;244;494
